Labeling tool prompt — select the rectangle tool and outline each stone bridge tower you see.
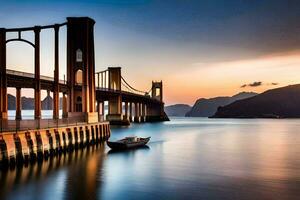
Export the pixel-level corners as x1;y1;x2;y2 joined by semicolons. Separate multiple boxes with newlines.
151;81;163;102
146;81;169;121
67;17;98;123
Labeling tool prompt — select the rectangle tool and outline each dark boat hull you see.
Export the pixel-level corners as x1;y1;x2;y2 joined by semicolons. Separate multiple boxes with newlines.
107;137;150;150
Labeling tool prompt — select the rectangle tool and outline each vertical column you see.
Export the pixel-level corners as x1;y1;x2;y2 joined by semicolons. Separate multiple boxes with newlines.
134;102;140;123
140;103;145;122
62;93;68;118
97;100;104;122
129;102;132;122
97;73;100;88
0;28;7;120
102;101;105;116
34;27;41;119
88;22;96;113
97;101;101;114
144;104;147;122
53;25;60;119
15;87;22;120
140;103;144;122
101;73;103;88
124;102;128;120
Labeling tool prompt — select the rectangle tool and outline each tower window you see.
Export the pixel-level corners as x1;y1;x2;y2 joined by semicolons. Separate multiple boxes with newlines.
75;69;83;85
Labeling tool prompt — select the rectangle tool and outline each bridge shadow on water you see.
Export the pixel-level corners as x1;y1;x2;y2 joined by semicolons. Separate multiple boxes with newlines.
0;142;108;200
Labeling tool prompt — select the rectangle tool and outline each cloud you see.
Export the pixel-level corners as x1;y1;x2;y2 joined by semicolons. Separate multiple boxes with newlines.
241;81;262;88
240;81;280;88
249;81;262;87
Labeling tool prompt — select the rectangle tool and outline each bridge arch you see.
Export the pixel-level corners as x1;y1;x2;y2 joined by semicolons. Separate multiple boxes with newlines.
6;38;35;48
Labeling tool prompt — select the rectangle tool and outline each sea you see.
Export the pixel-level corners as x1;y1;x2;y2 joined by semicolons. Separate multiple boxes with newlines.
0;116;300;200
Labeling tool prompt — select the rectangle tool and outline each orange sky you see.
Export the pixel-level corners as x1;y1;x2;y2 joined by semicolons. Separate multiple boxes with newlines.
162;50;300;105
6;48;300;106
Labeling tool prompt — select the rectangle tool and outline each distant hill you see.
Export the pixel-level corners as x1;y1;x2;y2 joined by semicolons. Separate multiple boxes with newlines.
165;104;191;116
186;92;257;117
212;84;300;118
8;95;35;110
42;95;53;110
8;94;16;110
8;94;62;110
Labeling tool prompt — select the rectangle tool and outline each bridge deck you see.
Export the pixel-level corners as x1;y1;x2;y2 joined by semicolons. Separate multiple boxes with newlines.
6;69;161;104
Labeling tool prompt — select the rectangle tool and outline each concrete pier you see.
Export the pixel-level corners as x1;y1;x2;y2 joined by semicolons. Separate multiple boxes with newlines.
0;122;110;166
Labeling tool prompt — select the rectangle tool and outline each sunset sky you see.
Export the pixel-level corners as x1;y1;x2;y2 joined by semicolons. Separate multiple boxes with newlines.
1;0;300;105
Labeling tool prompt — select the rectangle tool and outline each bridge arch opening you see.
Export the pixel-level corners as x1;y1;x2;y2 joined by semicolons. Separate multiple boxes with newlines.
6;41;34;73
75;69;83;85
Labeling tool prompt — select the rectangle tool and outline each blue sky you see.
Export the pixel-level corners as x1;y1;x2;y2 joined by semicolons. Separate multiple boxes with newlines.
1;0;300;104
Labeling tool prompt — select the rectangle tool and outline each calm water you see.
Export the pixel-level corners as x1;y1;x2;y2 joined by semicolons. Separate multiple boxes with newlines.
1;117;300;200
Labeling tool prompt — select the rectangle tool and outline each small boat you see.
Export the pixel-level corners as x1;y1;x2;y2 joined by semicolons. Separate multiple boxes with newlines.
107;136;150;150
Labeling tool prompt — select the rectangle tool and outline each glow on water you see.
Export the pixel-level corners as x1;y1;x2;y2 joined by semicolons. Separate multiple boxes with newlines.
1;117;300;200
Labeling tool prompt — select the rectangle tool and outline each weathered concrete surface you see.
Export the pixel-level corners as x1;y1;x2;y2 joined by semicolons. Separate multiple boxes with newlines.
0;122;110;166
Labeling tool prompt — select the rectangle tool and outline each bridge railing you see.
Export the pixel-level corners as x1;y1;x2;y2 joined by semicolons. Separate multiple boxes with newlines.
95;69;152;97
0;116;88;133
6;69;66;84
95;70;109;89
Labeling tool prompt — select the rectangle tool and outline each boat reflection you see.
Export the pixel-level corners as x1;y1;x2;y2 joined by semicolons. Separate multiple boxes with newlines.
107;145;150;155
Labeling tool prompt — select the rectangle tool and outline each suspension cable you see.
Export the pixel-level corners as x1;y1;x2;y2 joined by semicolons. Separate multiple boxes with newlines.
121;76;147;94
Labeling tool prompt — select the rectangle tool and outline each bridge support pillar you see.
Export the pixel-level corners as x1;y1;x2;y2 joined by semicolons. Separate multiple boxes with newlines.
129;102;133;122
0;28;8;120
144;104;147;122
134;102;141;123
123;102;129;121
53;25;60;120
146;81;169;122
140;103;146;122
97;101;104;122
62;93;68;118
34;27;41;120
107;95;129;125
15;87;22;120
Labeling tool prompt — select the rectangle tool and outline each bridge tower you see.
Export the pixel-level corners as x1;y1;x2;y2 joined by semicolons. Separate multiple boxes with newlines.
66;17;98;123
106;67;128;124
146;81;169;121
151;81;163;102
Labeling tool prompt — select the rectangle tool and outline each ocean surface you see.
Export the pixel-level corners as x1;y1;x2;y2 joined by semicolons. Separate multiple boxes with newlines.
1;117;300;200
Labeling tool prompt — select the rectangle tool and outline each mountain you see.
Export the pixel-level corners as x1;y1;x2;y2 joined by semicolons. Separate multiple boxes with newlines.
42;95;53;110
7;94;62;110
212;84;300;118
8;94;16;110
186;92;257;117
22;96;35;110
165;104;191;116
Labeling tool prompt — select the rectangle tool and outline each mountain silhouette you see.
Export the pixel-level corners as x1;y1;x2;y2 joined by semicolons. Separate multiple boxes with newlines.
212;84;300;118
165;104;191;116
186;92;257;117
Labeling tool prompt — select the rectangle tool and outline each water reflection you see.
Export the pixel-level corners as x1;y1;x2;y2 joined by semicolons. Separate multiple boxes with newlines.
1;118;300;200
0;143;106;200
107;145;150;155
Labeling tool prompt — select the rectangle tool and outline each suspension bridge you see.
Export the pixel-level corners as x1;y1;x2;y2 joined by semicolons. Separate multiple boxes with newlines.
0;17;168;166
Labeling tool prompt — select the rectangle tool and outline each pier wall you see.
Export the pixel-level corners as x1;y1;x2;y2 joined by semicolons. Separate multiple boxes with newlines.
0;122;110;166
